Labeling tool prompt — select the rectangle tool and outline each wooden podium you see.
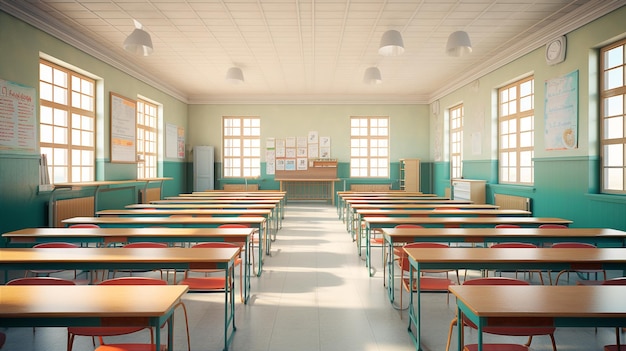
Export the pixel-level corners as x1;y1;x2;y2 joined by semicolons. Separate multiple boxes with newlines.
275;160;339;204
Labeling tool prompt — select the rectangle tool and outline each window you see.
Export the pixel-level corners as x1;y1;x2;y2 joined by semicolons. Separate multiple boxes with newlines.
223;117;260;177
600;38;626;194
450;104;463;179
498;76;534;185
137;99;158;179
350;116;389;177
39;59;95;183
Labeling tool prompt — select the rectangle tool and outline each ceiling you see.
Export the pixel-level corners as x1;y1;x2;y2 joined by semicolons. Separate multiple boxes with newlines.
3;0;624;104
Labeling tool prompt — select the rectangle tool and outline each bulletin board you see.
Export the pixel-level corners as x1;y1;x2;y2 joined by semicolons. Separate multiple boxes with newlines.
545;70;579;150
0;78;37;153
110;92;137;163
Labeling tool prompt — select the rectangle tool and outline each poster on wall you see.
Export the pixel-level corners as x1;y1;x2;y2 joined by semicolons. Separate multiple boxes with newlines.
0;78;37;153
545;70;579;150
166;123;185;159
110;92;137;163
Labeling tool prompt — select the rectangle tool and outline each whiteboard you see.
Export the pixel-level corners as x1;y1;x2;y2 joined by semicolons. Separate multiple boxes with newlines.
110;92;137;163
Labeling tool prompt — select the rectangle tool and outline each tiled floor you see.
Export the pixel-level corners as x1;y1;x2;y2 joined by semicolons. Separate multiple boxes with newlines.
1;203;622;350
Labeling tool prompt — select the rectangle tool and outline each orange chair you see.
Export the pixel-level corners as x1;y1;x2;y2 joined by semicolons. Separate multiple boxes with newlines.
551;242;607;285
111;242;168;279
489;242;545;284
177;242;243;302
69;224;101;229
602;277;626;351
494;224;522;228
445;277;557;351
220;223;257;275
539;224;568;229
383;225;423;288
398;242;459;310
72;277;189;351
25;242;87;283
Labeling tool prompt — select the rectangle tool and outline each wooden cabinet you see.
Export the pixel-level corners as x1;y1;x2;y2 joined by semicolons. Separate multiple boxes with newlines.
452;179;486;204
399;159;420;192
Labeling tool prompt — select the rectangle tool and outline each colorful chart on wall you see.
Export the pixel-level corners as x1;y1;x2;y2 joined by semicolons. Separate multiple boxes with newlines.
0;78;37;153
545;70;579;150
110;92;137;163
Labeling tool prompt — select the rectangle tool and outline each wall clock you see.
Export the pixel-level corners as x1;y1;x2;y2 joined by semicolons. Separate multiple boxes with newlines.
546;36;566;65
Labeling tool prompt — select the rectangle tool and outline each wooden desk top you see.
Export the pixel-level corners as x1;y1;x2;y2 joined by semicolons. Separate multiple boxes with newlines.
0;285;188;320
343;196;452;201
364;216;571;226
356;209;530;216
449;285;626;318
3;227;254;241
383;227;626;241
97;209;272;216
166;196;284;200
275;178;340;181
127;203;276;209
338;191;435;196
62;216;266;226
0;247;240;265
52;178;172;189
403;247;626;264
190;191;286;196
152;199;281;204
345;199;472;204
350;204;499;209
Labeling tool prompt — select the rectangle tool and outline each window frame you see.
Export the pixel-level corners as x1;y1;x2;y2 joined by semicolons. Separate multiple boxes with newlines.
39;59;96;184
497;75;535;185
449;104;464;180
600;38;626;194
136;99;158;179
349;116;390;178
222;116;261;178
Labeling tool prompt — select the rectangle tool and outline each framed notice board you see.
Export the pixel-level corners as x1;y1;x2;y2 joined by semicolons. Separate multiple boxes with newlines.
110;92;137;163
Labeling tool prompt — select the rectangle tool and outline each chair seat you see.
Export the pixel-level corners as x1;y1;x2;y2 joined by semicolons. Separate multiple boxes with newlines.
68;326;145;337
178;277;226;291
464;344;529;351
402;276;454;292
95;344;166;351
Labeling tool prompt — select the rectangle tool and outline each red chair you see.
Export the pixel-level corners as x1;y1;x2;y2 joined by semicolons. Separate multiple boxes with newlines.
0;331;5;349
494;224;522;228
177;242;243;302
384;225;423;288
489;242;545;284
72;277;189;351
25;242;87;283
69;224;101;228
551;242;607;285
539;224;568;229
398;242;459;311
220;223;257;275
445;277;557;351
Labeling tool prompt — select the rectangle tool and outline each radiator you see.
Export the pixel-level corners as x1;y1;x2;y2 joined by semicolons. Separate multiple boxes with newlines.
350;184;391;192
54;196;94;227
139;188;162;203
494;194;531;211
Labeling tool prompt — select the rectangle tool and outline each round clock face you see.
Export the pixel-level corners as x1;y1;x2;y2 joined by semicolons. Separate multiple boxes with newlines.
547;41;562;60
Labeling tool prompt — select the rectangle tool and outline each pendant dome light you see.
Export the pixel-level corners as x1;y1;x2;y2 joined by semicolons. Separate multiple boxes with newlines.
446;31;472;57
226;67;245;84
363;67;382;85
378;30;405;56
123;19;153;56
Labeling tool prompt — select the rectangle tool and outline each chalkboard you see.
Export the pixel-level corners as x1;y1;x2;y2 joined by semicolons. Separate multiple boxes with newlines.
110;92;137;163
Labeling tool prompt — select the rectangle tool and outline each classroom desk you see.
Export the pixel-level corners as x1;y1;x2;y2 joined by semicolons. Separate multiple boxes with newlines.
0;247;238;351
403;247;626;351
449;285;626;351
1;227;255;300
342;198;472;224
153;198;284;224
0;284;188;351
363;216;573;276
62;215;271;258
186;191;286;197
96;208;275;246
336;191;438;216
382;227;626;303
126;203;282;231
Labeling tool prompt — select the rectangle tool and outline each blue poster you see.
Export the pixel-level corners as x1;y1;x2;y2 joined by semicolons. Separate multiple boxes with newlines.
544;70;578;150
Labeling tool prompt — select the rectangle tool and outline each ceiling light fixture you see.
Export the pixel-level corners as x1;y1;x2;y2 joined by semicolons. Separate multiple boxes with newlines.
446;30;472;57
123;19;153;56
363;67;382;85
226;67;245;84
379;30;405;56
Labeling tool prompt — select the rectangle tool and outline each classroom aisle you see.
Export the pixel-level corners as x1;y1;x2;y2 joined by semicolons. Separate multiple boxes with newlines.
1;203;621;351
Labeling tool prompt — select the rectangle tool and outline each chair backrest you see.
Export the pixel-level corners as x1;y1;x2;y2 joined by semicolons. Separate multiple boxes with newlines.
98;277;167;285
551;242;596;248
33;242;79;248
7;277;76;285
69;224;100;228
463;277;529;286
602;277;626;285
491;242;538;248
434;207;460;210
123;242;168;248
191;242;239;249
394;224;424;228
539;224;568;229
218;224;250;228
495;224;521;228
400;242;449;271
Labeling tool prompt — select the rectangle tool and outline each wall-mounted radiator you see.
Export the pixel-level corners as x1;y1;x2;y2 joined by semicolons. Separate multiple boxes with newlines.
54;196;95;227
494;194;531;212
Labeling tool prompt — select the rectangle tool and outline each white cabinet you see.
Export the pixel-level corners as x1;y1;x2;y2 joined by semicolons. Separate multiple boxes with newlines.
193;146;214;191
452;179;486;204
